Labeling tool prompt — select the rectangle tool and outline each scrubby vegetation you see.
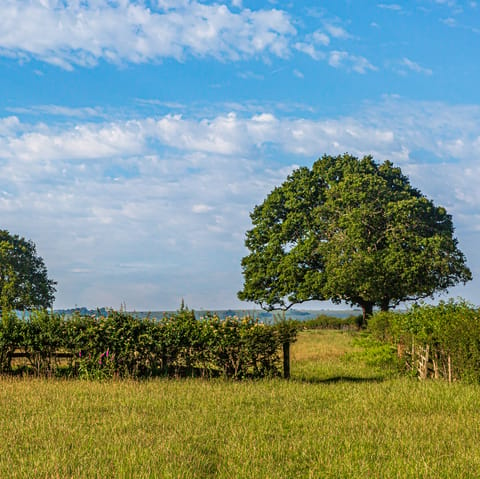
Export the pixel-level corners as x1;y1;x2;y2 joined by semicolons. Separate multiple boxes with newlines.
295;313;362;330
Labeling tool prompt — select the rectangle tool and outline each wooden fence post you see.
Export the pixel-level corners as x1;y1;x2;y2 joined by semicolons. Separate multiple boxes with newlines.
418;344;430;380
433;351;439;379
283;341;290;379
448;355;452;383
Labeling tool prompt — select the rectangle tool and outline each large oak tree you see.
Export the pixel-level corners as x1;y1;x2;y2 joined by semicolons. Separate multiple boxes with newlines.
238;154;471;324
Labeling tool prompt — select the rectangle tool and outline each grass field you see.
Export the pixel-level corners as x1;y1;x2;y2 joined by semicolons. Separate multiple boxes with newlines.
1;330;480;478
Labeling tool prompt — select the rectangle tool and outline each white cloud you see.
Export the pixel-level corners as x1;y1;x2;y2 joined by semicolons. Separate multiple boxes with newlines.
440;16;480;33
0;0;296;68
0;1;380;75
328;50;347;68
294;42;325;61
237;70;264;80
397;57;433;75
312;30;330;46
0;116;21;135
434;0;457;7
288;17;377;75
323;23;351;39
6;105;105;118
377;3;403;11
192;204;214;213
0;111;399;166
150;112;251;155
3;121;145;161
328;51;377;73
442;17;457;26
4;98;480;173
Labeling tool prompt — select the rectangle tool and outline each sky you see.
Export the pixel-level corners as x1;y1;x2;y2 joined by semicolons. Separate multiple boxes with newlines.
1;0;480;311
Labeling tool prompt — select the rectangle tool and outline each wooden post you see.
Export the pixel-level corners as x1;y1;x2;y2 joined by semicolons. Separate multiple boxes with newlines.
448;355;452;383
433;354;439;379
283;341;290;379
410;338;415;372
418;344;429;380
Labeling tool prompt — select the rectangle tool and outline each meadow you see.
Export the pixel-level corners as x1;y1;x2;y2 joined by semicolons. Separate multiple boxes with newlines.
1;329;480;478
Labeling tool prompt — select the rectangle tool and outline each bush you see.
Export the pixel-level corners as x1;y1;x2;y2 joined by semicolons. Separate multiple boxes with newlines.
367;300;480;382
0;311;22;372
299;314;361;330
22;309;65;376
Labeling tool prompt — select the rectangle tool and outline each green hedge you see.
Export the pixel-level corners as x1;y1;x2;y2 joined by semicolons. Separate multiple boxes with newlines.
367;299;480;382
0;308;297;379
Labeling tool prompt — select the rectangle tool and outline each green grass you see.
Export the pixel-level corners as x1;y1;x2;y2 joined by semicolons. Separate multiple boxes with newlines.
2;330;480;478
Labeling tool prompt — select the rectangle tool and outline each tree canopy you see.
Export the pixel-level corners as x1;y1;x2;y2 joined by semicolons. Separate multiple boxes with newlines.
238;154;472;324
0;230;56;311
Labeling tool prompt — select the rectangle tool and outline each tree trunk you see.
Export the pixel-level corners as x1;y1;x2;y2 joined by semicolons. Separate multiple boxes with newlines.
380;299;390;312
360;302;373;328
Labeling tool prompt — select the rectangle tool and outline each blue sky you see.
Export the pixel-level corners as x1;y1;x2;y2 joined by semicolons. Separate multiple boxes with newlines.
1;0;480;310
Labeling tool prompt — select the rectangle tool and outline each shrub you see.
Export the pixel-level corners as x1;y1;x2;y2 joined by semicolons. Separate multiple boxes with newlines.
21;309;65;376
0;311;22;372
367;300;480;382
300;314;361;330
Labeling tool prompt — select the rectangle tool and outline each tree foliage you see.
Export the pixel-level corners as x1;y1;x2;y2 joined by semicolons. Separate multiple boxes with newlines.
238;154;472;323
0;230;56;311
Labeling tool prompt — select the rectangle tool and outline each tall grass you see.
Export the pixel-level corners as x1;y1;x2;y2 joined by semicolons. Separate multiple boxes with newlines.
1;330;480;478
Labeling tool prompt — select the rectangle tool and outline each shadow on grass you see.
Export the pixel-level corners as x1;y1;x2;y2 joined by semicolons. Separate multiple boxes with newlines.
293;375;386;384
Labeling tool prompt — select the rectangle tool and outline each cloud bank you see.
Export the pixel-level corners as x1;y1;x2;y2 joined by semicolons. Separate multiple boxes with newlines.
0;96;479;308
0;0;295;68
0;0;379;74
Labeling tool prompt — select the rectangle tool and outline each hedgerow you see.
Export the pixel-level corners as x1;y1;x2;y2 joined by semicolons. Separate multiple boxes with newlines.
0;307;297;379
367;299;480;382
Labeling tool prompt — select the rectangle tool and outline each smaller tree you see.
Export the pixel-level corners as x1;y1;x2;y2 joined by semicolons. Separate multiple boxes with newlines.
0;230;56;311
